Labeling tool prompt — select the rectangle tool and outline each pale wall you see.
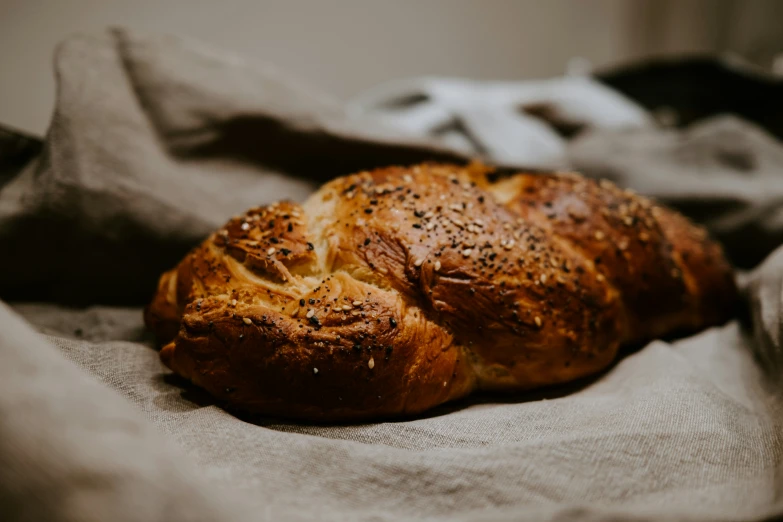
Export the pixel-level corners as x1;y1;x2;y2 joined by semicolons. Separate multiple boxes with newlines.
0;0;778;135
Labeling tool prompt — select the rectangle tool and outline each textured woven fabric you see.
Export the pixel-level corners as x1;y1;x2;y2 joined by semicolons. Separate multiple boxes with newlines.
0;303;252;522
2;28;783;522
8;301;783;522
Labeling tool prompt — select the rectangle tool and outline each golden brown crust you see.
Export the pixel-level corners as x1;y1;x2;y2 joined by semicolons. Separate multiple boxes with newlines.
490;173;733;344
145;163;737;421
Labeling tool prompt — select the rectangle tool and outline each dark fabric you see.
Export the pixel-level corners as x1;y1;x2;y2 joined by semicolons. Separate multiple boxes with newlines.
2;27;783;522
0;124;41;186
596;55;783;140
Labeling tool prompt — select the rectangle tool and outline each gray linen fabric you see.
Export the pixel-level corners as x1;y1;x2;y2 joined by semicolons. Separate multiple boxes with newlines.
0;302;252;522
8;300;783;522
2;28;783;522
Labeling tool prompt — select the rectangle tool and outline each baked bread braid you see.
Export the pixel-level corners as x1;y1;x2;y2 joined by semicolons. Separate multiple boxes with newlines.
145;163;737;421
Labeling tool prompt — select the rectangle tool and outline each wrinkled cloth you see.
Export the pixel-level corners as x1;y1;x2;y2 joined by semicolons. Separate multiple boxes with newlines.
0;302;253;522
2;28;783;522
5;300;783;522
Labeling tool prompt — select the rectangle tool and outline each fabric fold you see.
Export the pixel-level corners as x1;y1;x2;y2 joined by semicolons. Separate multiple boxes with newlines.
0;301;249;522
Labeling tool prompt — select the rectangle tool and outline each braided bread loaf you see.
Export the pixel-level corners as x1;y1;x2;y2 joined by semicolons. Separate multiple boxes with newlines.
145;163;737;421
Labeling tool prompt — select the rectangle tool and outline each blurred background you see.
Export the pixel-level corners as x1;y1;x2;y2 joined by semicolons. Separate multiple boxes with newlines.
1;0;782;136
